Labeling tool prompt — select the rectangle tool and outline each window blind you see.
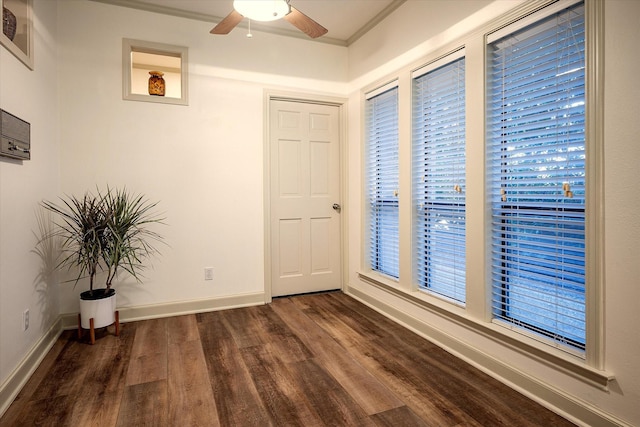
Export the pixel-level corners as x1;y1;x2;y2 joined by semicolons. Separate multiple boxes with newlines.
487;2;586;351
412;54;466;303
365;84;399;278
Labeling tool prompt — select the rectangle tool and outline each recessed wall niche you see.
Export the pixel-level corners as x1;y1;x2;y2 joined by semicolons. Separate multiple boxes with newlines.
122;38;188;105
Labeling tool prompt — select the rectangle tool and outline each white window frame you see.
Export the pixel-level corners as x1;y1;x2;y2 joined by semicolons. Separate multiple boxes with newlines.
485;0;603;366
364;81;400;280
412;49;467;305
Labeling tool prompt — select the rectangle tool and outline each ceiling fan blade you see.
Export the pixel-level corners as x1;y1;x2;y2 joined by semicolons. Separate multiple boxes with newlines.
210;10;244;35
284;6;328;39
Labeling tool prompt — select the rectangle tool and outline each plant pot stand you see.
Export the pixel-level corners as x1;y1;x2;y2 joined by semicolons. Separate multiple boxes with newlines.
77;311;120;345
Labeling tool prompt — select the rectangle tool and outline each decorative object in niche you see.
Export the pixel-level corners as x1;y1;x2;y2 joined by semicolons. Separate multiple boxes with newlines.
2;6;16;40
0;0;33;69
148;71;165;96
122;38;188;106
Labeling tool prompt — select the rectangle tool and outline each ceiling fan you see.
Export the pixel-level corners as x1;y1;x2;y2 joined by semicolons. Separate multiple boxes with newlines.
210;0;328;39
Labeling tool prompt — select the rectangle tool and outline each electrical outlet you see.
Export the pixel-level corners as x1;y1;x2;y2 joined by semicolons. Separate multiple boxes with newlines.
204;267;214;281
23;309;29;331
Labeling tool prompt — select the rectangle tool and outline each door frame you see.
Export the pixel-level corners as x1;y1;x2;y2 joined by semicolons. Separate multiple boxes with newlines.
264;90;348;303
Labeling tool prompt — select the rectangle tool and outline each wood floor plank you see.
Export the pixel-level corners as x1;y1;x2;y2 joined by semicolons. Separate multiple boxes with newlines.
167;339;220;427
223;304;313;364
65;323;136;426
271;297;405;416
370;405;431;427
218;306;266;348
254;304;315;364
79;322;136;395
116;380;168;426
167;314;201;344
240;344;321;426
288;358;375;427
29;337;92;401
197;311;273;426
2;395;73;426
67;391;123;427
125;318;168;386
0;332;71;425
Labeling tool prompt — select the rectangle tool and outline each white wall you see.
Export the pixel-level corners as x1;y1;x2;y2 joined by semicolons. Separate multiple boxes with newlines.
345;0;640;426
55;0;348;314
601;0;640;422
348;0;495;81
0;0;59;393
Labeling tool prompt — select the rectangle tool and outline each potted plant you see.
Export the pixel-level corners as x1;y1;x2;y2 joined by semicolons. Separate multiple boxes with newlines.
42;187;163;343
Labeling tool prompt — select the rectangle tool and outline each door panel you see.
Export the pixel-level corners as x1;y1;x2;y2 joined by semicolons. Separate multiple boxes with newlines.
278;140;302;196
270;100;341;297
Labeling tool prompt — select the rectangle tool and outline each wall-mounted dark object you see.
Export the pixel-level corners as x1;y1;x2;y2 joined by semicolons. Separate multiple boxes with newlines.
3;6;17;40
1;109;30;160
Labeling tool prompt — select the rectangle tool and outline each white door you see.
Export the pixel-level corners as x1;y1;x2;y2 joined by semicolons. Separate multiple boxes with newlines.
270;99;342;297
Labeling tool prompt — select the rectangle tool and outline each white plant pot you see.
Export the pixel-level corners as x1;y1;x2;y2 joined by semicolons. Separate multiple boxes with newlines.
79;289;116;329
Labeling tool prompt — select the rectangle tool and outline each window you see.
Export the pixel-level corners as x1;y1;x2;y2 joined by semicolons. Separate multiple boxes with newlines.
365;83;399;278
412;51;466;303
487;2;586;351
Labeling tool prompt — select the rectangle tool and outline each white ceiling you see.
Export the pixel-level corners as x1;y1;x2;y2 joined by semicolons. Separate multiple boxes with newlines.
92;0;406;45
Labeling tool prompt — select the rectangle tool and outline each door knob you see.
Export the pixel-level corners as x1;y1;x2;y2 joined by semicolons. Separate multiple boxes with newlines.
332;203;341;212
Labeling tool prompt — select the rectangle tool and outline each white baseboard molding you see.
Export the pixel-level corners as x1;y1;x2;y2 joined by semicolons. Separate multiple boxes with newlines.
0;317;63;418
0;292;265;418
61;291;266;329
345;285;632;427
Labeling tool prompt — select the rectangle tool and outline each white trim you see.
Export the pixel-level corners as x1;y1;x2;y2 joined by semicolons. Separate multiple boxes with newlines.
93;0;398;46
0;318;63;418
365;80;399;100
487;0;583;43
584;0;605;370
61;292;265;328
411;47;466;79
356;272;612;389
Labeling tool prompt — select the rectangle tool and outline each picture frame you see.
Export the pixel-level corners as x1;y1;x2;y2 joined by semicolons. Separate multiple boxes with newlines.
1;0;33;70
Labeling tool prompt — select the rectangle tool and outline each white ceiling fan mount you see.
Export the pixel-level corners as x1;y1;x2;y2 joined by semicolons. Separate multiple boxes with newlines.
233;0;290;22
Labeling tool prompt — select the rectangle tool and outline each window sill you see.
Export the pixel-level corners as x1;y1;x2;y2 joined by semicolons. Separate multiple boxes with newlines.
355;271;614;391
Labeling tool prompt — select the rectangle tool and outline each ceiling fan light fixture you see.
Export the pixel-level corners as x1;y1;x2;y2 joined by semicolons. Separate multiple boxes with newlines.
233;0;290;22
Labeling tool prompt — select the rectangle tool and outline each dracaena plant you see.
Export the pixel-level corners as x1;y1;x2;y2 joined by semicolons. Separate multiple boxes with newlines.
41;192;111;294
41;188;164;295
101;187;164;293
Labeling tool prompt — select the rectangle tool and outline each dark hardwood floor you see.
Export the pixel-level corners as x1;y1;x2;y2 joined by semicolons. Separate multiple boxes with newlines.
0;291;575;426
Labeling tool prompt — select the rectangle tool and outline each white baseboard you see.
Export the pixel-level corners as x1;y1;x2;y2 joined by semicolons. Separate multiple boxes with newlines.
60;291;266;329
0;317;63;418
0;292;265;418
345;285;631;427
